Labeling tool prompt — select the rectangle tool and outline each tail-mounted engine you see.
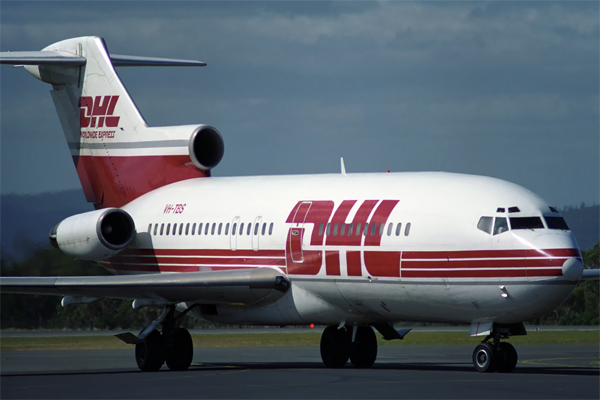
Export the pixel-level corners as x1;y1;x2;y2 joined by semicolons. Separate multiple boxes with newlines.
188;125;224;170
49;208;135;260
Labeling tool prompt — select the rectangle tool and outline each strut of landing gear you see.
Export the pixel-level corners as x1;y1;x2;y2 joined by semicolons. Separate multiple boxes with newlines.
320;325;378;368
133;305;196;372
472;335;518;373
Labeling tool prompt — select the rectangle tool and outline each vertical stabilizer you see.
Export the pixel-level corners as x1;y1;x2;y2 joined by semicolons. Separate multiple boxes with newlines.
3;36;222;208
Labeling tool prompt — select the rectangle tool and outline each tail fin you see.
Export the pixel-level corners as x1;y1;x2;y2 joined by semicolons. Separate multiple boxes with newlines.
1;36;223;208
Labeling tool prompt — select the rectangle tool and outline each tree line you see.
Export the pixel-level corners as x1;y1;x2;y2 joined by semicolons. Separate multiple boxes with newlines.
1;243;598;330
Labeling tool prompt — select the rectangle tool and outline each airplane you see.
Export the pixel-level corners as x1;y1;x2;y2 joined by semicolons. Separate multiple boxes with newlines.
1;36;598;373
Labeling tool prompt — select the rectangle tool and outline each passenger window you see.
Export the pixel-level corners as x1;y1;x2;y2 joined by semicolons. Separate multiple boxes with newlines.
240;223;244;235
269;223;274;235
232;223;237;235
205;223;210;235
211;223;216;235
218;223;223;235
147;224;152;234
347;223;353;236
198;223;203;235
179;224;183;235
510;217;544;230
192;223;196;235
355;223;361;236
545;216;569;230
185;223;190;235
254;223;259;235
160;223;164;235
172;223;177;235
340;223;345;236
363;223;369;236
154;224;158;236
333;223;338;236
379;223;385;236
404;223;411;236
225;223;230;235
371;223;377;236
326;223;331;236
166;224;171;235
247;223;252;235
493;217;508;235
318;223;324;236
477;217;493;235
387;223;393;236
395;223;402;236
262;223;266;235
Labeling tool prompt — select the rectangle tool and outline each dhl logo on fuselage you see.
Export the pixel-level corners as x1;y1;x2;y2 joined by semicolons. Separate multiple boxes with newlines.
285;200;400;276
80;95;120;128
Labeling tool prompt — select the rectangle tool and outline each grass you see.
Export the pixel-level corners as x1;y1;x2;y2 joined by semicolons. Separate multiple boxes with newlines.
1;330;598;352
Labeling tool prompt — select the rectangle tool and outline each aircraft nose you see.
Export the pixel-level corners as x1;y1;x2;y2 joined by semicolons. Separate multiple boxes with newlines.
561;257;583;281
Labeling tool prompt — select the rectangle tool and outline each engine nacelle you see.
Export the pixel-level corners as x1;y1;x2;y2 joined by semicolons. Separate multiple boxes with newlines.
188;125;224;170
49;208;135;261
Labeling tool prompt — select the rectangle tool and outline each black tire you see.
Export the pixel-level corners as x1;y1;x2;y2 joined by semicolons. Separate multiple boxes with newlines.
496;342;518;373
349;326;378;368
473;342;496;373
320;325;351;368
166;328;194;371
135;330;166;372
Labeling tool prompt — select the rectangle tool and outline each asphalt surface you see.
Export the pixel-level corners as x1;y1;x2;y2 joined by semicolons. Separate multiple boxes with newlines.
1;344;598;399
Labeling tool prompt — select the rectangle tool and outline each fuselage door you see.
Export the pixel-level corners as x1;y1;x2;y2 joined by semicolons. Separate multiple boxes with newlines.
288;202;312;263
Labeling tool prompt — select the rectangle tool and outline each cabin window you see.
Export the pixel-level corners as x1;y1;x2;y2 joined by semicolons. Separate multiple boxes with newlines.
510;217;544;230
247;223;252;235
395;223;402;236
232;223;237;235
347;223;353;236
205;223;210;235
340;223;346;236
154;224;159;236
166;224;171;235
508;207;520;213
179;224;184;235
254;223;259;235
477;217;493;235
218;223;223;235
379;223;385;236
172;223;177;235
225;223;230;235
363;223;369;236
198;223;203;235
160;223;165;235
262;223;266;235
493;217;508;235
240;223;244;235
387;223;393;236
192;223;196;235
318;223;324;236
404;222;411;236
147;224;152;234
185;223;190;235
496;208;505;213
355;223;361;236
549;206;559;213
326;223;331;236
269;223;274;235
333;223;338;236
371;222;377;236
545;216;569;230
210;223;215;235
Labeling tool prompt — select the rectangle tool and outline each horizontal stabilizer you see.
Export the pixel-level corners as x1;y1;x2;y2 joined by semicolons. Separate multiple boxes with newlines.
0;51;85;65
581;268;600;280
0;51;206;67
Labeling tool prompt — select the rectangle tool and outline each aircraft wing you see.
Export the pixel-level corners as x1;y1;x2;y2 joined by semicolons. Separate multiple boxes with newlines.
581;268;600;281
0;268;290;306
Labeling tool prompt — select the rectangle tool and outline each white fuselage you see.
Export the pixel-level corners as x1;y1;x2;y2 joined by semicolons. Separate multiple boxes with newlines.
102;171;581;327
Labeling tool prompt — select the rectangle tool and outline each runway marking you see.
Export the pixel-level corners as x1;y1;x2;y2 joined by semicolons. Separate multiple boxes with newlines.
520;357;599;368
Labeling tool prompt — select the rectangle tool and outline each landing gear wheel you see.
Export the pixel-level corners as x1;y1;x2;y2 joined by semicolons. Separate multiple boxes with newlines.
350;326;378;368
135;330;166;372
496;342;518;373
166;328;194;371
320;326;351;368
473;342;497;373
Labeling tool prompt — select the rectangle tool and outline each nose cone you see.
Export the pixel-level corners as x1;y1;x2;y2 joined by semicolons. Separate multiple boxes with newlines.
562;257;584;281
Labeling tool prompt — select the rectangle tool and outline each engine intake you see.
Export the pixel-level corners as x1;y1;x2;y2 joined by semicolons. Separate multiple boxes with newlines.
188;125;224;170
49;208;135;260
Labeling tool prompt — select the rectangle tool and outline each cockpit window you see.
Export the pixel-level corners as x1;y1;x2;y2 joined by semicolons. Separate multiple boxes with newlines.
510;217;544;230
493;217;508;235
545;216;570;230
477;217;493;234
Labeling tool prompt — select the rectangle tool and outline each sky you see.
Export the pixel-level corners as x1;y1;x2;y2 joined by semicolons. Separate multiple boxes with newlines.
1;1;598;208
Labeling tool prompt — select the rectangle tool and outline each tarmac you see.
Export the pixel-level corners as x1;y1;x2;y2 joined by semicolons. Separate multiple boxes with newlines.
2;343;599;399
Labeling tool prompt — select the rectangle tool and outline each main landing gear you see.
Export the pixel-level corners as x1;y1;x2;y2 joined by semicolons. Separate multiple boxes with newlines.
473;337;518;373
117;305;195;372
320;325;378;368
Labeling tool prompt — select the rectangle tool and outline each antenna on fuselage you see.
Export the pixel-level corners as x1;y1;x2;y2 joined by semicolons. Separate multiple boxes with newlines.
340;157;347;176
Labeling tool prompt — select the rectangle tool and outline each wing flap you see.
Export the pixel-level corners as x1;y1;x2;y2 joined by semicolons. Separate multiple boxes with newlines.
0;268;290;306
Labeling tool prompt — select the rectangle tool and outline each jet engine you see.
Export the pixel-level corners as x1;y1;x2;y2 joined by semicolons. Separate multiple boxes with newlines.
49;208;135;260
188;125;224;170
